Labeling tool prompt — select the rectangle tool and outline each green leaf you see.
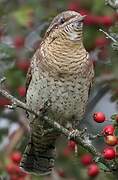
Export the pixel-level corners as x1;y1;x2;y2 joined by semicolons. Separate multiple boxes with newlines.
5;68;25;89
0;44;16;61
12;6;33;26
98;162;109;171
92;0;104;14
115;127;118;136
111;114;118;121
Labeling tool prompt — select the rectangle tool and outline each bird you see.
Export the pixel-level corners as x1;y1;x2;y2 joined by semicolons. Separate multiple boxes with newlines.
20;10;94;176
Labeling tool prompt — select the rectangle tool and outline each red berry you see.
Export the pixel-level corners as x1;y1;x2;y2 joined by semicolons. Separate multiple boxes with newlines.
84;15;96;25
67;140;76;151
84;15;113;26
87;164;99;177
17;178;25;180
68;2;79;11
16;59;30;72
10;151;22;164
84;15;103;25
101;16;113;26
105;135;118;146
13;36;25;49
17;87;26;97
102;125;115;135
10;174;18;180
63;147;71;157
6;163;23;176
0;97;11;107
94;16;103;24
81;154;93;166
57;169;65;177
103;147;116;160
79;9;88;16
14;164;21;174
6;163;16;174
95;37;109;47
93;112;106;123
13;165;25;176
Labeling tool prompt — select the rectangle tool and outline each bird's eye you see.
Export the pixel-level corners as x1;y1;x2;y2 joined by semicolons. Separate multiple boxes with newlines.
60;17;65;24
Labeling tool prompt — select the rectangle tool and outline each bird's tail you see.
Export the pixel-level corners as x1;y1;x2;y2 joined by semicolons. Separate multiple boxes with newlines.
20;142;55;175
20;126;59;175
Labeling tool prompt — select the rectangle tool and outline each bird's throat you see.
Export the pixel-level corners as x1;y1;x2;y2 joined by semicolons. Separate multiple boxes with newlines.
41;37;88;75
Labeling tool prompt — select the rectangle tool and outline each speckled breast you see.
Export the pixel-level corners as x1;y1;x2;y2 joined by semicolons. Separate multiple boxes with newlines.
26;65;93;126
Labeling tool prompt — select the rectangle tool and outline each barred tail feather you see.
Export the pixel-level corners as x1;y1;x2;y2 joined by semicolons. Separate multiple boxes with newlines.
20;142;56;175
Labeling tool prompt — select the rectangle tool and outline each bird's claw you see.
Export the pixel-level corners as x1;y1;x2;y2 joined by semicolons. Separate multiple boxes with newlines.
79;127;87;136
68;127;87;140
39;100;52;116
68;129;79;140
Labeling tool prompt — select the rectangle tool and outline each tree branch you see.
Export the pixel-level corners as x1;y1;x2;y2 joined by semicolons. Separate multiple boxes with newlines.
99;29;117;43
0;79;118;178
99;29;118;51
105;0;118;9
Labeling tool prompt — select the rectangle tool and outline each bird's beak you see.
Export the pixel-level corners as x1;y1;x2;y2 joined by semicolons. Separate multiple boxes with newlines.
79;15;87;22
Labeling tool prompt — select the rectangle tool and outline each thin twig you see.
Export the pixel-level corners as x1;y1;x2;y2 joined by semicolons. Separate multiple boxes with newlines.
105;0;118;9
0;88;37;116
89;133;103;140
99;29;117;43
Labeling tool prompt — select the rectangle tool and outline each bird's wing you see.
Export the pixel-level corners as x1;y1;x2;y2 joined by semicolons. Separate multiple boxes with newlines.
88;61;94;97
25;47;42;93
25;65;32;93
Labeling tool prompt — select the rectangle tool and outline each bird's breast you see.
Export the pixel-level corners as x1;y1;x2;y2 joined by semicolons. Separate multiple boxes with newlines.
26;67;92;125
41;41;89;75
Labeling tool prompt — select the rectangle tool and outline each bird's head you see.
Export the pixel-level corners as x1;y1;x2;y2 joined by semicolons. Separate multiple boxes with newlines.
45;11;86;42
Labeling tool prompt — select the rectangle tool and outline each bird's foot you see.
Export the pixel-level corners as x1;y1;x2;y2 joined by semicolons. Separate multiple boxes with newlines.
68;129;79;140
68;127;87;140
79;127;87;136
39;100;52;119
43;100;52;112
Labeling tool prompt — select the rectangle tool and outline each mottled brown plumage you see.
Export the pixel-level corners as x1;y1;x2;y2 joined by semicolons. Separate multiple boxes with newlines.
20;11;94;175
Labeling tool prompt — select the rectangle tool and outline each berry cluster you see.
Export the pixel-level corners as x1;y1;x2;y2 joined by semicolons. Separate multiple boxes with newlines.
81;154;99;177
16;59;30;73
59;112;118;178
62;140;77;157
17;86;26;97
68;1;114;27
6;151;28;180
62;140;99;177
93;112;118;159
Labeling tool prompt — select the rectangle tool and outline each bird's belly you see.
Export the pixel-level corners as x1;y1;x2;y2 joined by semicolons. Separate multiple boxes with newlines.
26;73;89;123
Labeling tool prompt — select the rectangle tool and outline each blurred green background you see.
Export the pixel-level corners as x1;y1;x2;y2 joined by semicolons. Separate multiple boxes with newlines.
0;0;118;180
